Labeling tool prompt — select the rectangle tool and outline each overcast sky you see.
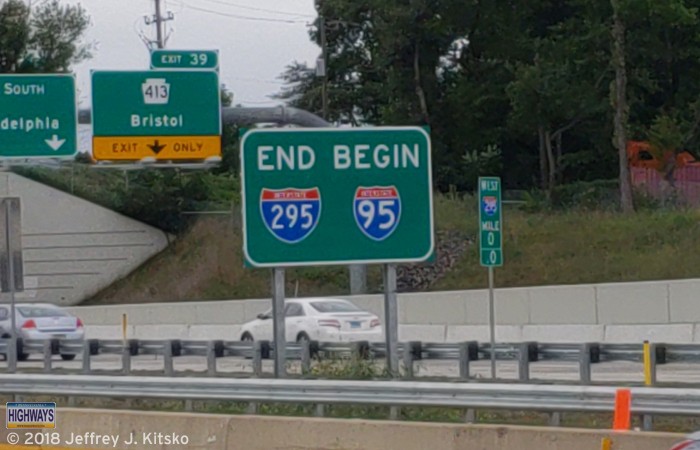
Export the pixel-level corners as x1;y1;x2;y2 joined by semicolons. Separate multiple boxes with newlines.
61;0;320;108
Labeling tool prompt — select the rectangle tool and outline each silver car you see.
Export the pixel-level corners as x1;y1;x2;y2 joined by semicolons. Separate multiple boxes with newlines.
0;303;85;361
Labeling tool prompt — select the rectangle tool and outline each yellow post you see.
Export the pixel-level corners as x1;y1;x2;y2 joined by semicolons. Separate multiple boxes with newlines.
643;340;652;386
601;437;612;450
122;313;128;342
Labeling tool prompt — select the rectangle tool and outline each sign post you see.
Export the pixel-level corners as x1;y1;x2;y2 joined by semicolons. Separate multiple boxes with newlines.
240;127;434;377
478;176;503;379
0;198;23;373
0;74;77;158
91;70;221;162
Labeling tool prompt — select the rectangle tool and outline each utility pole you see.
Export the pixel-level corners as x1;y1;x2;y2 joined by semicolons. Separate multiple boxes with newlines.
144;0;174;49
319;16;329;121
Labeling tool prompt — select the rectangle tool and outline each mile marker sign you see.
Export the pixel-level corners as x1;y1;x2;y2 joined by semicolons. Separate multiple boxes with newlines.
478;176;503;267
0;74;77;158
240;127;434;267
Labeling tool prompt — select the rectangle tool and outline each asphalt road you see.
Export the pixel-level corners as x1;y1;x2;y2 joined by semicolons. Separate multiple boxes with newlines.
1;354;699;384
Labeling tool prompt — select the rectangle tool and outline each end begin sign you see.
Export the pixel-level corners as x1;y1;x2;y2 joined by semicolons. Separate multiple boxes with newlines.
240;127;434;267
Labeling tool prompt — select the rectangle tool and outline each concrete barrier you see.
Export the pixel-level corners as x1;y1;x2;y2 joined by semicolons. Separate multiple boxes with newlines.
0;408;685;450
67;277;700;343
0;172;170;306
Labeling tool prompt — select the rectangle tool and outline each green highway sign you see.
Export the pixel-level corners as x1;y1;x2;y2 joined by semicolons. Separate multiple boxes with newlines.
240;127;434;267
90;70;221;161
150;49;219;70
478;176;503;267
0;74;77;158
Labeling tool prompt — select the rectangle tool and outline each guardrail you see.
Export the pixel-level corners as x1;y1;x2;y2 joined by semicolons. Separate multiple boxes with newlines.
0;337;687;384
0;339;700;385
1;373;699;431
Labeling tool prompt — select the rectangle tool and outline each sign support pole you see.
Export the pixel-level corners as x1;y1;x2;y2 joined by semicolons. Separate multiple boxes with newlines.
383;264;399;377
272;267;286;378
4;200;17;373
488;266;496;379
478;176;503;381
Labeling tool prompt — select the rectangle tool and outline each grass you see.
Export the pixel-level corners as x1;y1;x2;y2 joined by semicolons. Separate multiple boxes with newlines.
12;164;700;303
85;190;700;304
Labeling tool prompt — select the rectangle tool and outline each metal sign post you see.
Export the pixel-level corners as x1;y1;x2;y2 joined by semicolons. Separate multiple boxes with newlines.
478;177;503;379
0;198;23;372
383;264;399;376
272;268;286;378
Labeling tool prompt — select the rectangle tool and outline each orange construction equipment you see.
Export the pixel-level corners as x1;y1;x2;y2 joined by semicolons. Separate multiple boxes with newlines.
627;140;700;170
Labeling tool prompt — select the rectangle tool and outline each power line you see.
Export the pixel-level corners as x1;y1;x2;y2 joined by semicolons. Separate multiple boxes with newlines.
199;0;314;19
181;2;309;24
144;0;175;49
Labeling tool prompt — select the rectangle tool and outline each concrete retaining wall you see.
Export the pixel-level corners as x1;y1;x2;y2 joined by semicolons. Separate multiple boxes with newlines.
0;173;170;306
0;408;685;450
68;277;700;343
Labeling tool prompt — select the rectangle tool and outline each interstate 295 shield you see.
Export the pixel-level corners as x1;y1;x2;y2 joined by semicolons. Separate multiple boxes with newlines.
353;186;401;241
260;188;321;244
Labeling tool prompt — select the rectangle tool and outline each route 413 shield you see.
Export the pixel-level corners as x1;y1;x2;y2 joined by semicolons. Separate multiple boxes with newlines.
353;186;401;241
260;188;321;244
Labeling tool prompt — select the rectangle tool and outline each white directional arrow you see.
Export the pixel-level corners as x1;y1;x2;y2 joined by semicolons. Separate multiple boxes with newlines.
45;134;66;151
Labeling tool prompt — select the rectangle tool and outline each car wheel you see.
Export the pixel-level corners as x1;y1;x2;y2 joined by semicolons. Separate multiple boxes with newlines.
296;332;310;343
241;332;254;342
60;354;76;361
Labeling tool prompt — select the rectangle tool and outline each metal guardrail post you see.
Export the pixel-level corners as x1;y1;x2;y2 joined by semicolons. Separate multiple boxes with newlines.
459;342;471;380
43;340;52;373
579;343;592;384
8;339;17;373
549;412;561;426
402;344;414;379
252;341;263;377
121;344;131;375
314;404;324;417
82;341;91;374
206;341;217;376
184;400;193;412
163;341;174;377
518;343;530;381
389;406;400;420
301;340;311;375
463;407;476;424
246;402;259;415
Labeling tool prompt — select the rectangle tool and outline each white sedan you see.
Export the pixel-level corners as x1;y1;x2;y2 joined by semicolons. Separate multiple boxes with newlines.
240;297;383;343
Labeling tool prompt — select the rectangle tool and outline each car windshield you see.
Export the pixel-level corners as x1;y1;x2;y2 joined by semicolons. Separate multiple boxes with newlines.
17;307;69;318
310;301;362;313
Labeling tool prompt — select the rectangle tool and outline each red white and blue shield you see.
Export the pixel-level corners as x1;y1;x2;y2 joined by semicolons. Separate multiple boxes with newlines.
353;186;401;241
260;188;321;244
482;196;498;217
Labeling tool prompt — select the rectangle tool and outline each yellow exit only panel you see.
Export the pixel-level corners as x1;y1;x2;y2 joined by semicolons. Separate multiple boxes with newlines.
92;136;221;161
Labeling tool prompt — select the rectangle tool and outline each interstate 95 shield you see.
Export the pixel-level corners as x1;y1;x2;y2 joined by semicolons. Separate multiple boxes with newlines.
353;186;401;241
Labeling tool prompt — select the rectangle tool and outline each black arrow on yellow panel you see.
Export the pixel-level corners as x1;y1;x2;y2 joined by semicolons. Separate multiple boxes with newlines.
147;140;167;155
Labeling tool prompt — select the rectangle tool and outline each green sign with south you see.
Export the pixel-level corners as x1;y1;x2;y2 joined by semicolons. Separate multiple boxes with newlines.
0;74;77;158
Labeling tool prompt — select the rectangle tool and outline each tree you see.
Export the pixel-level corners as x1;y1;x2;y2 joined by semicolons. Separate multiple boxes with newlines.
0;0;92;74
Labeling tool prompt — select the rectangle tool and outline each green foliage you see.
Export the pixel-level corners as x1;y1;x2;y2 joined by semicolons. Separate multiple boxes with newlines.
0;0;92;73
461;144;503;189
13;165;237;234
309;355;387;379
273;0;700;195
